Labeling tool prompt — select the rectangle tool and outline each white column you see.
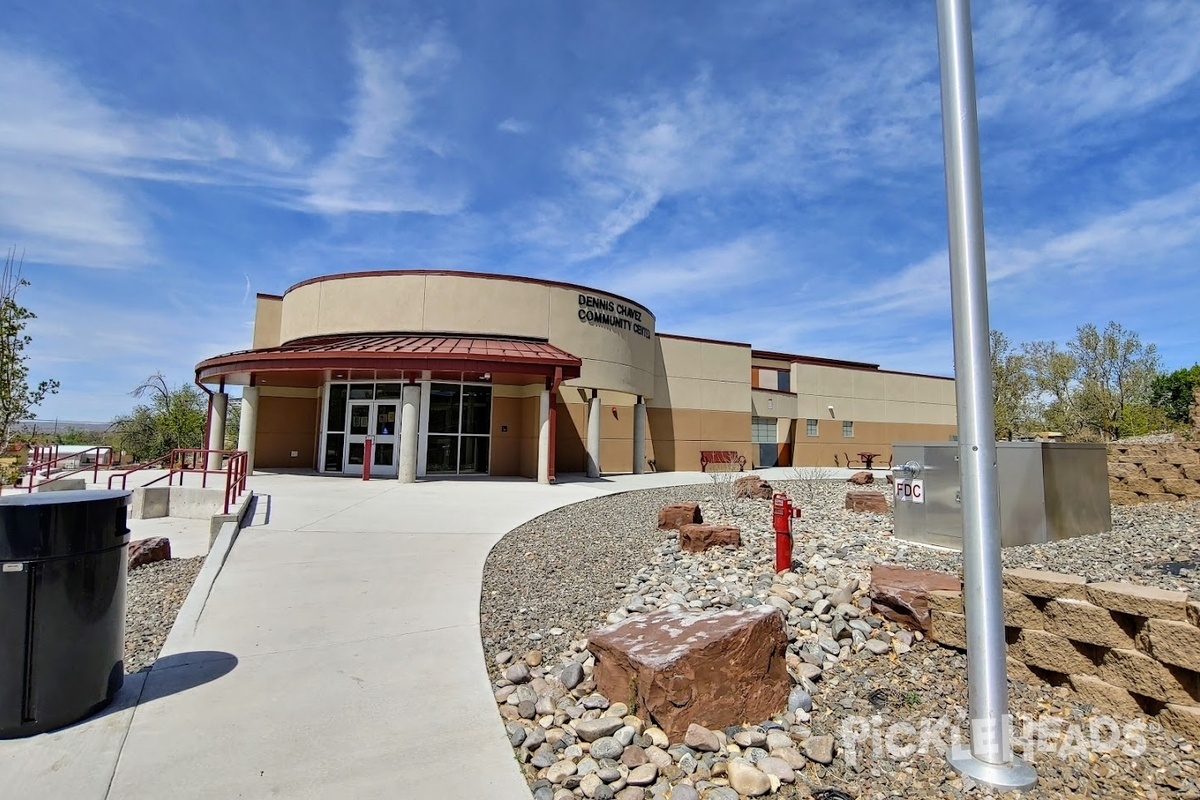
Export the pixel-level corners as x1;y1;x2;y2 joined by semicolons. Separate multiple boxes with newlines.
537;389;551;484
586;390;602;478
206;391;228;471
237;386;259;475
398;384;421;483
632;395;647;475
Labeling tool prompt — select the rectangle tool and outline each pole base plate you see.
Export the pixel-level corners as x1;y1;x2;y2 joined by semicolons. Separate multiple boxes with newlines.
947;752;1037;790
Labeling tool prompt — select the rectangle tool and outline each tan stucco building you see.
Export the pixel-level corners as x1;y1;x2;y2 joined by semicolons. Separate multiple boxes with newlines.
196;270;957;480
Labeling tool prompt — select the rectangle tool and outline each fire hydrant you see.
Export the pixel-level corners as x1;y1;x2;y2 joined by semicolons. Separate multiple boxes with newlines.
772;492;801;573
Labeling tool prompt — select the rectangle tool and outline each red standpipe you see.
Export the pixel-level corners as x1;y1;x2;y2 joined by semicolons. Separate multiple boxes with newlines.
362;438;373;481
772;492;800;573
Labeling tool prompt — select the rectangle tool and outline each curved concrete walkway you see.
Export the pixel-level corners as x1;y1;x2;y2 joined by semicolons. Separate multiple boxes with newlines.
1;467;870;799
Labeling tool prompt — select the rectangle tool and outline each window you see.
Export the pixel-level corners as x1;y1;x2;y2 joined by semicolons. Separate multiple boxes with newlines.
778;371;791;393
806;419;819;437
751;416;777;444
842;420;854;438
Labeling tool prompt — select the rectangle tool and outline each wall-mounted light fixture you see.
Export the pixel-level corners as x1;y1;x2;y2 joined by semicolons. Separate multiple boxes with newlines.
827;405;835;418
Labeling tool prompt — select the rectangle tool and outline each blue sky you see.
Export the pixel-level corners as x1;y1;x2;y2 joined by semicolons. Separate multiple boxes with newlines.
5;0;1199;421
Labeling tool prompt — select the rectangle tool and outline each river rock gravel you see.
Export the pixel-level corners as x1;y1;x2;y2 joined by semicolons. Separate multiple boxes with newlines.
481;478;1200;799
125;556;204;673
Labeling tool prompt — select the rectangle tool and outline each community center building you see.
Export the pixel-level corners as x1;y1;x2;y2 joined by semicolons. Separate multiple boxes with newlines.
195;270;957;481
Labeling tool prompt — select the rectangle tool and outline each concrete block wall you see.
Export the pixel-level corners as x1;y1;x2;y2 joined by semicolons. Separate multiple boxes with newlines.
928;568;1200;740
1107;443;1200;504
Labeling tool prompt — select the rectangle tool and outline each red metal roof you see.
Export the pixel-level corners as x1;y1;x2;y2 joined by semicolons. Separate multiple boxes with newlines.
196;334;582;383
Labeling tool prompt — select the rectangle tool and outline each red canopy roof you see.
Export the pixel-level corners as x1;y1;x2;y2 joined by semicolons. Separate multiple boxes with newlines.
197;334;582;384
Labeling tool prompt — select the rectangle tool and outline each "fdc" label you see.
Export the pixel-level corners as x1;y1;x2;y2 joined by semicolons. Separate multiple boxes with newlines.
895;479;924;504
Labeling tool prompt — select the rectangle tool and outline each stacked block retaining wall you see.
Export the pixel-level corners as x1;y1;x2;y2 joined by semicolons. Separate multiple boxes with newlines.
1108;443;1200;505
929;568;1200;740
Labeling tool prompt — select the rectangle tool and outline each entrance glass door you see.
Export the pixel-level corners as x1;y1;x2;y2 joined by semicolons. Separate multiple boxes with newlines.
345;402;398;476
372;403;398;476
346;402;371;472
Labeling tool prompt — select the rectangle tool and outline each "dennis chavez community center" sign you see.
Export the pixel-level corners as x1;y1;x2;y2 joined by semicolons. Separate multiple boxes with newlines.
577;294;652;340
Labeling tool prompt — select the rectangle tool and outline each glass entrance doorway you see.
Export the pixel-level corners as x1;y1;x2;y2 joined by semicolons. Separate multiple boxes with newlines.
321;380;491;478
322;383;404;477
346;402;399;477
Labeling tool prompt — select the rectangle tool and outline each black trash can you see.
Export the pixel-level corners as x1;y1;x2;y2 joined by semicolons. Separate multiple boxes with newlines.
0;489;131;738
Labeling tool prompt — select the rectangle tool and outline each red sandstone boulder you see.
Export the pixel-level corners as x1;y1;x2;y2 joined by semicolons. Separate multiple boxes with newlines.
845;490;888;513
678;524;741;553
128;537;172;569
658;502;702;530
588;606;790;740
869;565;961;632
734;475;773;500
847;471;875;485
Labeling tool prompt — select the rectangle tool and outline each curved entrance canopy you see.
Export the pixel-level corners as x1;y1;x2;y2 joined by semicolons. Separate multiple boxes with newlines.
196;333;583;387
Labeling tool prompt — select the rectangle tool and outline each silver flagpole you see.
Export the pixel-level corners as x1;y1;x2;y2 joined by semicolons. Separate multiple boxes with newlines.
934;0;1037;789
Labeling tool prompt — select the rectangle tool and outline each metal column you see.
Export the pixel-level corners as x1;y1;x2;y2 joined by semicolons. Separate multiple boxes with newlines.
935;0;1036;788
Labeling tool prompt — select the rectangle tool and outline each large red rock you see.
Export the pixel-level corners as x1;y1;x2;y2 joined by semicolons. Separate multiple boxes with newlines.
678;524;741;553
847;471;875;485
128;536;172;569
845;490;888;513
658;503;702;530
588;606;789;740
734;475;773;500
869;565;961;632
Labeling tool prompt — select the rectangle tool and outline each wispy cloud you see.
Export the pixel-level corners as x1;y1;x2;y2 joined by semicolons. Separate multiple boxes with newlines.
498;118;530;135
602;233;783;307
302;29;466;215
975;1;1200;130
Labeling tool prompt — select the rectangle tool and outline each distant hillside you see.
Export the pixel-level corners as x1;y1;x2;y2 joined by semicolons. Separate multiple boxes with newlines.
15;419;113;434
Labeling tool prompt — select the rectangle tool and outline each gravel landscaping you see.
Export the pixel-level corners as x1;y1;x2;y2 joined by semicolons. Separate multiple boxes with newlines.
125;556;204;674
481;478;1200;799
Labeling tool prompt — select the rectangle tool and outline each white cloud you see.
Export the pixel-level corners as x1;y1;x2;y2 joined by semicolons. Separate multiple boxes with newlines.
975;1;1200;129
498;118;530;135
302;32;467;215
601;233;783;306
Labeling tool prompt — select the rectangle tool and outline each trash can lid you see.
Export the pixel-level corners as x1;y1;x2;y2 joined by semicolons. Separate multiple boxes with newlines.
0;489;131;507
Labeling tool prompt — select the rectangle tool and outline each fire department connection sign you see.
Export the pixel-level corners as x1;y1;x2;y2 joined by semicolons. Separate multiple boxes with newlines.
895;479;924;504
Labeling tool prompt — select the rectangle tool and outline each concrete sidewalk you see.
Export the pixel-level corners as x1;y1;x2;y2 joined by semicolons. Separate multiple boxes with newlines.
1;467;866;799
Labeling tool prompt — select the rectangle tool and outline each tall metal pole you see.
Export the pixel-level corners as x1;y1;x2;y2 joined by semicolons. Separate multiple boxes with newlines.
934;0;1036;789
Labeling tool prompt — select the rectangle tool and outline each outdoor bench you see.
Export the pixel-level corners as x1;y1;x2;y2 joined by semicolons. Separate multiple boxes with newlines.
699;451;746;472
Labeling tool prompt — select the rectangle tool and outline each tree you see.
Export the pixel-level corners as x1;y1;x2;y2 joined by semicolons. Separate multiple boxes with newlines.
1150;364;1200;426
110;373;206;461
990;330;1031;439
225;397;241;450
1023;322;1161;441
0;248;59;456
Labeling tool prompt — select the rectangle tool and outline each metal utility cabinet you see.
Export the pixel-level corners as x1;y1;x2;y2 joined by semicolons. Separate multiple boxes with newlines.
0;490;131;738
891;442;1111;550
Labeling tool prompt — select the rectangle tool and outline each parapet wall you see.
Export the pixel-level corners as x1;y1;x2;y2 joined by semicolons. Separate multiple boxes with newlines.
1108;443;1200;505
929;568;1200;740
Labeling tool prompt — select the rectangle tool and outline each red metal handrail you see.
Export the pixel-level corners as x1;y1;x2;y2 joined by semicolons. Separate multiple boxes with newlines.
11;446;114;494
108;448;250;515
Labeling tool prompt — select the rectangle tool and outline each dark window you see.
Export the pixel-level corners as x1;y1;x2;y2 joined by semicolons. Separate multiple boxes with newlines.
348;384;374;400
326;384;348;433
461;385;492;434
323;434;345;471
426;435;458;473
428;384;461;433
460;436;489;474
375;383;404;400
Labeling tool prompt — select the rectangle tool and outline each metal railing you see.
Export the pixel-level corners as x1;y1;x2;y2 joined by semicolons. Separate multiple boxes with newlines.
10;446;115;494
107;448;250;515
